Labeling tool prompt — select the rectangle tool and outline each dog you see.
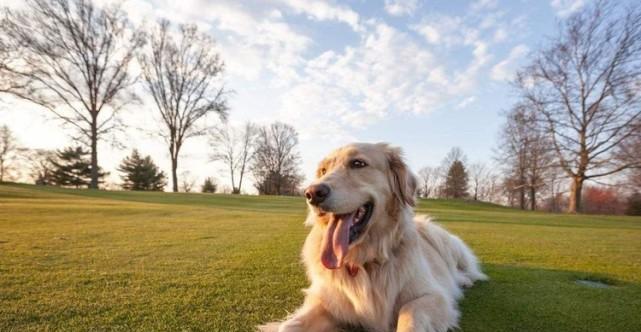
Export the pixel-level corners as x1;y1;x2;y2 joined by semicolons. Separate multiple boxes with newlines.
259;143;487;332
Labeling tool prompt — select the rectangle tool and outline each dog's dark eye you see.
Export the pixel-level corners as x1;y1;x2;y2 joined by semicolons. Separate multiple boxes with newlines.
350;159;367;169
319;168;327;176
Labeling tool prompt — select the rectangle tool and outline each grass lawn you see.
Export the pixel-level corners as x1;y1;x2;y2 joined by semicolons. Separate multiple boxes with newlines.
1;183;640;331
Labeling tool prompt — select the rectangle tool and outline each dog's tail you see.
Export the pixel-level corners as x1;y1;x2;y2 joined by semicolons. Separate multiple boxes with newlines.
415;216;488;288
448;232;488;287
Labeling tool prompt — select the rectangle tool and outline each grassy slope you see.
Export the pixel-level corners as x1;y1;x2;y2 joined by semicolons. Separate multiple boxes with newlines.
1;183;640;331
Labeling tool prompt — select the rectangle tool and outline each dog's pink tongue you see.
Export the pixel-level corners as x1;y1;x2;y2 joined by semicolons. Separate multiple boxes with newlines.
321;213;353;270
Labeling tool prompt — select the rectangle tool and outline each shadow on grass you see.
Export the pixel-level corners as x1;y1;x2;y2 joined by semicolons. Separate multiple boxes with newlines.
456;264;641;332
256;264;640;332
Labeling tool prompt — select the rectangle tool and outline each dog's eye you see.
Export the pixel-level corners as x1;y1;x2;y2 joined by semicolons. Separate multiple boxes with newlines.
350;159;367;169
319;168;327;176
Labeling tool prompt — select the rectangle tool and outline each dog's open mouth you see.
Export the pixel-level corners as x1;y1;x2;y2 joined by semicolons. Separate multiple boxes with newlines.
320;202;373;270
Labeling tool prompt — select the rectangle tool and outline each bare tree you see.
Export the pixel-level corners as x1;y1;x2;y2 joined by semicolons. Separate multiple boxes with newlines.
436;147;467;198
516;2;641;212
0;124;18;182
180;170;196;193
496;104;554;210
252;122;303;196
483;171;504;204
469;162;487;201
26;148;57;185
139;19;228;192
0;0;144;188
542;167;567;212
497;105;530;209
417;166;439;198
209;122;257;194
616;121;641;190
441;147;467;170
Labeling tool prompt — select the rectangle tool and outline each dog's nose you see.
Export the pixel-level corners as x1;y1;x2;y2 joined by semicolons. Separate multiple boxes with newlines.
304;184;330;205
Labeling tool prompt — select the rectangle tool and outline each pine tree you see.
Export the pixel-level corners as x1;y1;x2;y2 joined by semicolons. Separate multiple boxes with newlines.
50;147;106;188
118;150;166;191
201;177;217;193
445;160;468;199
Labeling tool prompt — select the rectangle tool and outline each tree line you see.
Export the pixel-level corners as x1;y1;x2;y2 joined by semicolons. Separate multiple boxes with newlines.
0;0;227;192
1;0;640;213
0;120;304;195
416;2;641;215
0;0;304;195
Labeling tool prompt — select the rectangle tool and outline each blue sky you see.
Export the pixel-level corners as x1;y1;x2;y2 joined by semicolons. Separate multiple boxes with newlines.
0;0;608;191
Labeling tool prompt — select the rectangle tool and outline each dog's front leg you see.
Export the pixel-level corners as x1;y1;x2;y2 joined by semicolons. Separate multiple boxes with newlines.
263;296;337;332
396;294;459;332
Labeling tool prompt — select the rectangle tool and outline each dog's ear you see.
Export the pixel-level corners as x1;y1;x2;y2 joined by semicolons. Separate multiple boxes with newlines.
384;145;417;207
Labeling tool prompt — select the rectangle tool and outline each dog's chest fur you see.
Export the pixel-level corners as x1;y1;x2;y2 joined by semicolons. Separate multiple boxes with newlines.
320;264;402;331
304;227;420;331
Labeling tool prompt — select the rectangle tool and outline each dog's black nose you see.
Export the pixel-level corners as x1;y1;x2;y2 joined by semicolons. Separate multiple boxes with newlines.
305;184;330;205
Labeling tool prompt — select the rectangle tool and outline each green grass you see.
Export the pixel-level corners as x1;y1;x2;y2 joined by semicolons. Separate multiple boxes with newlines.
1;183;640;331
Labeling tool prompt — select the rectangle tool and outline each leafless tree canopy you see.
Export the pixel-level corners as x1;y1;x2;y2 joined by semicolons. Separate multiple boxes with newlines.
441;147;467;170
516;1;641;212
209;122;257;194
0;0;144;188
140;19;227;192
496;104;554;210
417;166;439;198
0;124;19;182
180;170;196;193
252;122;303;196
469;162;487;201
26;148;57;185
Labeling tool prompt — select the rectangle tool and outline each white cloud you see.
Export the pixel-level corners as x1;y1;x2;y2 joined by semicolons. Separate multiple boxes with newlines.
384;0;420;17
471;0;498;11
493;28;508;42
279;23;438;140
457;96;477;109
3;0;525;188
414;24;440;44
490;44;529;81
550;0;586;17
275;0;361;31
152;0;311;82
278;21;495;143
412;15;466;46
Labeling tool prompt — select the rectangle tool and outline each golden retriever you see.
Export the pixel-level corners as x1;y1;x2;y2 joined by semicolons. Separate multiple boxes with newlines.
259;143;487;332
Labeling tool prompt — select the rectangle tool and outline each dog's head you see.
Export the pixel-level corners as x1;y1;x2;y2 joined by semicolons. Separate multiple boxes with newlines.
304;142;417;270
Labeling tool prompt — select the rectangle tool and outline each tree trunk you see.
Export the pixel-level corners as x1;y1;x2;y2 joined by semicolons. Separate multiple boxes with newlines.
519;187;526;210
230;164;239;194
89;116;99;189
171;155;178;193
473;183;478;201
529;186;536;211
568;176;584;213
237;167;245;195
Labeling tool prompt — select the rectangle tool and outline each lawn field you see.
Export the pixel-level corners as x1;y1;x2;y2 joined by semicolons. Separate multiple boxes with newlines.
1;183;641;331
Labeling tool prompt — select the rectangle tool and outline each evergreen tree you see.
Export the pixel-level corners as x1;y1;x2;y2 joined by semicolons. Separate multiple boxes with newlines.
50;147;106;188
445;160;468;199
118;150;166;191
201;177;217;193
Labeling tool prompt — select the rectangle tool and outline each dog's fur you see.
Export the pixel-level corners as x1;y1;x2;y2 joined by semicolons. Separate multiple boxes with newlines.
259;143;487;332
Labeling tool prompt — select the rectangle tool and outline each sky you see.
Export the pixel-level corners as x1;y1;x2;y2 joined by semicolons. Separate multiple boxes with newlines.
0;0;604;192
